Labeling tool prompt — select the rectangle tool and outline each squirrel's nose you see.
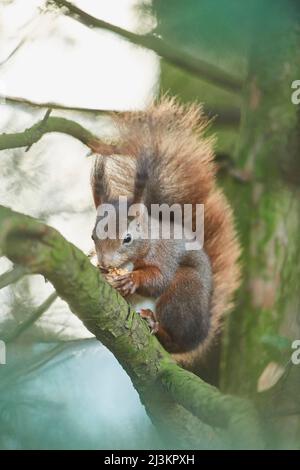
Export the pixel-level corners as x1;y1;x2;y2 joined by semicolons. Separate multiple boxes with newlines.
100;255;111;270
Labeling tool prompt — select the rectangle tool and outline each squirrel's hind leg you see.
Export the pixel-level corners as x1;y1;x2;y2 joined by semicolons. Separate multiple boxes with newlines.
153;267;212;354
139;309;159;334
139;308;175;351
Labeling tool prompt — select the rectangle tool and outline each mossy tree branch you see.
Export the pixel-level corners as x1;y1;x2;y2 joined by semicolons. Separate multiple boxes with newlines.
0;115;118;154
0;108;240;157
0;204;263;449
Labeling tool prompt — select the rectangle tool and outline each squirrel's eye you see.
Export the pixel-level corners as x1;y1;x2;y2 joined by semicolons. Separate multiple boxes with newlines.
123;233;132;245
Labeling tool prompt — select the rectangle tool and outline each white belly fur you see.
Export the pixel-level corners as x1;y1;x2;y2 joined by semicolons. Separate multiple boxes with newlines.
122;262;157;313
128;293;157;313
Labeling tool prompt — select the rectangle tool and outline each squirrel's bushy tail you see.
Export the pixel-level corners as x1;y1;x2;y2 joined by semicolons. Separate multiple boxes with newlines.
116;97;216;210
92;97;241;356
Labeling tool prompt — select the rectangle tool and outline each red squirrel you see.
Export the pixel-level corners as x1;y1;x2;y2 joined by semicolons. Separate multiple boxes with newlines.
91;98;241;366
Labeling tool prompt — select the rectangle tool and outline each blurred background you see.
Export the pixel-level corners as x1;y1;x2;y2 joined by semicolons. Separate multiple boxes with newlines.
0;0;299;449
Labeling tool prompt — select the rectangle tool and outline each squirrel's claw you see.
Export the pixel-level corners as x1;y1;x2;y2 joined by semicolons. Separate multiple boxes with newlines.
114;273;138;296
139;309;159;335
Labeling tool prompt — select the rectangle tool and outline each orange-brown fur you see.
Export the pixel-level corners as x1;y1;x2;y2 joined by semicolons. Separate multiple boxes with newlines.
91;97;241;364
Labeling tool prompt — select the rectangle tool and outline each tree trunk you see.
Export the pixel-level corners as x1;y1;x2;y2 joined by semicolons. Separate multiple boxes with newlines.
220;0;300;448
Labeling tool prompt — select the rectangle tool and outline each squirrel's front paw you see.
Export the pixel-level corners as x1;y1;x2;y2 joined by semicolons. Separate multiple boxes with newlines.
114;272;139;297
139;309;159;334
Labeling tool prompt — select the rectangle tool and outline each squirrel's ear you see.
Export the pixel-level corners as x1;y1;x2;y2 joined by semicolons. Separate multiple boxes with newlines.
133;184;145;204
92;190;101;208
133;156;148;204
92;156;110;208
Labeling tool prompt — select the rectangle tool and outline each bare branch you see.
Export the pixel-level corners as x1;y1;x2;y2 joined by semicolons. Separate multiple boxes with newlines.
3;95;118;115
3;95;241;127
0;265;28;289
3;291;58;343
0;342;74;392
49;0;243;93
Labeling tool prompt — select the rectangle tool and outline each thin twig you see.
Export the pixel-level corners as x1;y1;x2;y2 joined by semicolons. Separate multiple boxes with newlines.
0;37;28;67
25;108;52;152
4;95;241;126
